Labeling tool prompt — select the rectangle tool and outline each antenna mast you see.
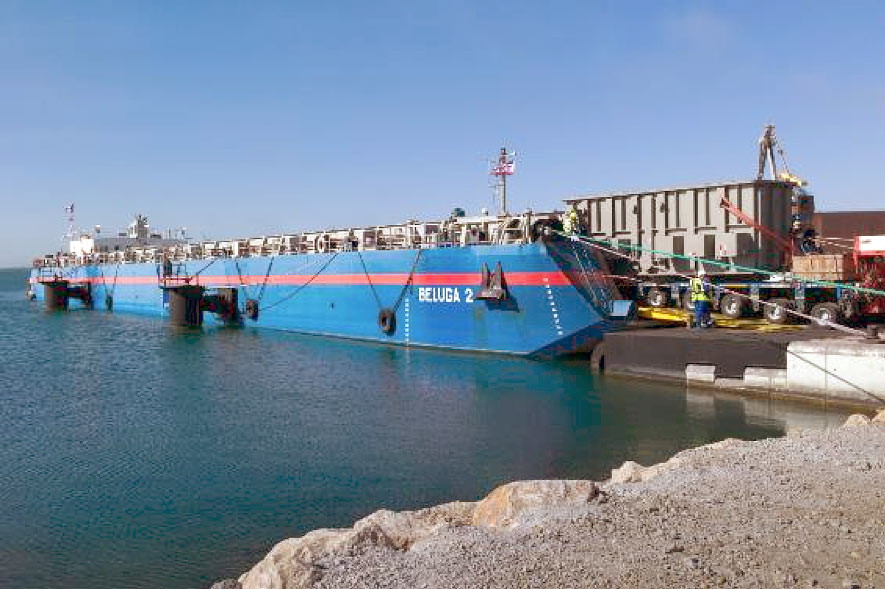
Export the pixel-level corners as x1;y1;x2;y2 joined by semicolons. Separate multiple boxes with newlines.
489;146;515;215
63;202;75;242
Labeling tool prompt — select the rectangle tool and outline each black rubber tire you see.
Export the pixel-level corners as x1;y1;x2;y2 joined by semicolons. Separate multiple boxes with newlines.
590;342;605;372
719;293;744;319
378;308;396;334
841;298;859;322
646;287;669;308
683;291;695;312
245;299;260;321
810;302;841;327
764;298;793;325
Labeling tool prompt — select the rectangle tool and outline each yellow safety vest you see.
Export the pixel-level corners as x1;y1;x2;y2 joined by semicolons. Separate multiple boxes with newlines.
690;277;710;302
563;210;577;234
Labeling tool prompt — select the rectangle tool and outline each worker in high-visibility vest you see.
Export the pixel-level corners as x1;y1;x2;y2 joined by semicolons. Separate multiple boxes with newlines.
562;205;578;235
690;267;712;328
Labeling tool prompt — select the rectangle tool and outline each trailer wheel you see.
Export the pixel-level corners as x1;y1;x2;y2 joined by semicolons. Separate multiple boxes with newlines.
810;302;841;327
682;292;695;311
646;287;669;308
764;298;793;325
719;293;744;319
840;298;859;322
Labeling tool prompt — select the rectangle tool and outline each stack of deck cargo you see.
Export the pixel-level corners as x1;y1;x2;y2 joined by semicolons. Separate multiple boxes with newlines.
565;180;804;276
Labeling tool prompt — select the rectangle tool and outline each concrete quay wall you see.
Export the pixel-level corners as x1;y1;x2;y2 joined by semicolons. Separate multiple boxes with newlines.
786;339;885;405
601;328;885;409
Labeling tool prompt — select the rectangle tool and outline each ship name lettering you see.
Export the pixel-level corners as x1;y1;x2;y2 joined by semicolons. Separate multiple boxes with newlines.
418;287;474;303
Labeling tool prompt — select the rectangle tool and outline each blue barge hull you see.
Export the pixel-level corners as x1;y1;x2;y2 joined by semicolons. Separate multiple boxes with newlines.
29;240;630;356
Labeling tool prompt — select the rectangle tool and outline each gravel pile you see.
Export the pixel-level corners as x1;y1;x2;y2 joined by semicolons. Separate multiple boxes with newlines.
218;412;885;589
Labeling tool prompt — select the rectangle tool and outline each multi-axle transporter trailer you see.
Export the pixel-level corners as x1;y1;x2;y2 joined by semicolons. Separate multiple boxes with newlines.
637;236;885;326
639;277;862;325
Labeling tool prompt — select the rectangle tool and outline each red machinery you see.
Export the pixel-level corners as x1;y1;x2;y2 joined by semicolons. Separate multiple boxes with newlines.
855;236;885;316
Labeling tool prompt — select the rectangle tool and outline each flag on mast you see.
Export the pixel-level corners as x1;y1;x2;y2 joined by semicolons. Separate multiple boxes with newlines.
490;149;515;176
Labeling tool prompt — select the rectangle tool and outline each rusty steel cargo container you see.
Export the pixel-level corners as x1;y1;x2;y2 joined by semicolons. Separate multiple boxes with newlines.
564;180;804;276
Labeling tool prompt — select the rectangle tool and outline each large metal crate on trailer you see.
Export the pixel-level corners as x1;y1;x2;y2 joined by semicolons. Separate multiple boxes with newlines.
565;180;798;276
791;254;857;282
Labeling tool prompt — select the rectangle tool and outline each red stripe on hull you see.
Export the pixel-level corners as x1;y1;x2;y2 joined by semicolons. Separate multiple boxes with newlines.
31;271;577;287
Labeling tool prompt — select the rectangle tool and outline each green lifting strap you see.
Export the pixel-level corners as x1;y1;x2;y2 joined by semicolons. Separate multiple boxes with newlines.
561;232;885;299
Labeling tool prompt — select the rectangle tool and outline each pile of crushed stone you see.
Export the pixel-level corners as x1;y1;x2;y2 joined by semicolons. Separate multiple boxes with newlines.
215;410;885;589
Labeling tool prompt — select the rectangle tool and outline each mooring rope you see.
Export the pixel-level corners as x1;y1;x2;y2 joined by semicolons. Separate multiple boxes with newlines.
191;257;217;279
255;257;275;303
356;250;383;311
392;248;423;313
98;264;107;291
234;259;249;298
260;252;340;314
109;263;120;298
234;256;275;306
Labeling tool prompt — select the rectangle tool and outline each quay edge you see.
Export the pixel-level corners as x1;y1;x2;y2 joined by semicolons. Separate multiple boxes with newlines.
596;326;885;410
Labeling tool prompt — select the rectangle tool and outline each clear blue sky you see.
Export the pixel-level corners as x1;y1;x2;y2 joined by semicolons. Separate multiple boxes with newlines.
2;1;884;267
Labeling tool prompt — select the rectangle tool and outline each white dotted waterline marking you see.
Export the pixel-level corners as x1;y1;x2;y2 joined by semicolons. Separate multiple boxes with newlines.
404;297;410;344
543;277;564;337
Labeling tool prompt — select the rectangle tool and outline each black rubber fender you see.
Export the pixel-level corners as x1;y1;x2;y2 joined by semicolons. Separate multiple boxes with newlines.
590;342;606;372
378;308;396;334
245;299;260;321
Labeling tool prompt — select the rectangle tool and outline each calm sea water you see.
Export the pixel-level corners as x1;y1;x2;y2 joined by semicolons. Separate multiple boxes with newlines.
0;267;850;588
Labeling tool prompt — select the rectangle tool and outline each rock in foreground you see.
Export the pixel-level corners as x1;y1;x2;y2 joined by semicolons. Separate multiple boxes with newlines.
219;411;885;589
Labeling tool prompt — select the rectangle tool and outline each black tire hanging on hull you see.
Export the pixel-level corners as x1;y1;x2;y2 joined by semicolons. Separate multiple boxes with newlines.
378;308;396;335
590;342;606;372
245;299;260;321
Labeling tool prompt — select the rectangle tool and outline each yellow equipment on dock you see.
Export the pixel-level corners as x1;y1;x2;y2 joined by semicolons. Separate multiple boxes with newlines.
636;306;803;332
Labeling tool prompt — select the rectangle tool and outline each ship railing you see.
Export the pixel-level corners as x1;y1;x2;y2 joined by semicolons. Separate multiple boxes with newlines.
280;235;301;253
35;211;552;266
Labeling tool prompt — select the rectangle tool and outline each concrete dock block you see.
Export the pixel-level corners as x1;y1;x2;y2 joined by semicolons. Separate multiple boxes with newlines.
686;364;716;384
713;377;746;389
787;339;885;404
743;367;788;391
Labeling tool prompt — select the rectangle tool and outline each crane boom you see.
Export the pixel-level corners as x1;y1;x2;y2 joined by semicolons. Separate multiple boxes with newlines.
719;194;794;254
